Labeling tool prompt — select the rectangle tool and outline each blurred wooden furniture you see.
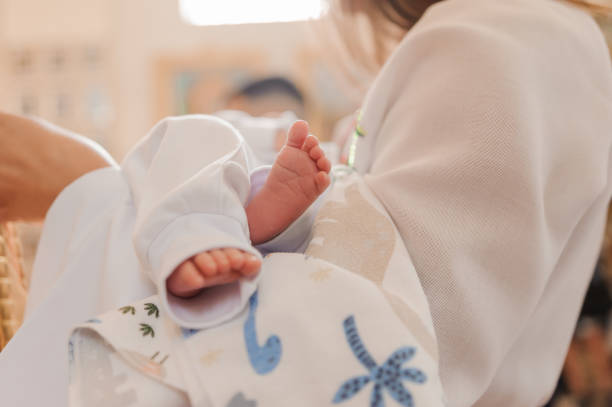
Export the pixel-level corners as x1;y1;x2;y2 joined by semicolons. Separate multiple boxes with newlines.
0;222;28;350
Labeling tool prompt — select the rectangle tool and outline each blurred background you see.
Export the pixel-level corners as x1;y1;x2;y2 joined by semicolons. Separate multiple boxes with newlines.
0;0;363;160
1;1;612;405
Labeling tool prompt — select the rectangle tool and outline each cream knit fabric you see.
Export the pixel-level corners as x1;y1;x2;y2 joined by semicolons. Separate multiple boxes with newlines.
355;0;612;405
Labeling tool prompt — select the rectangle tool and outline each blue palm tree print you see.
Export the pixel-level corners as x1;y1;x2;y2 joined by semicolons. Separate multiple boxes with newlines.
333;316;427;407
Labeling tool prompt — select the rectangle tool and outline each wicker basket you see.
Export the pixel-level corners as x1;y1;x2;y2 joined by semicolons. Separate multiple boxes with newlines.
0;223;27;350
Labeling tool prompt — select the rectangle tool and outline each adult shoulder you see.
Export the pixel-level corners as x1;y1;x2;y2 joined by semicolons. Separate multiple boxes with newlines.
382;0;611;89
411;0;606;58
356;0;612;173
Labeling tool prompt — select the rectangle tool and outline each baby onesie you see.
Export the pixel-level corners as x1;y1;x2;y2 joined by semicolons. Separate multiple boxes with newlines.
0;114;319;407
68;168;445;407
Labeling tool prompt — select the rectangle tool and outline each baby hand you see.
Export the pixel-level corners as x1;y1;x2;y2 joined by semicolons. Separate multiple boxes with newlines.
166;248;261;298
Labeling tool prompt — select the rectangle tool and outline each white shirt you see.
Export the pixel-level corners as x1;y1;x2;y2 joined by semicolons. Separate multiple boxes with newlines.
355;0;612;405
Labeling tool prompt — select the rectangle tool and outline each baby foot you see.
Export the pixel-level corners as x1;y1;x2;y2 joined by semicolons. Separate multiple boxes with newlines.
167;248;261;298
246;120;331;244
166;121;330;298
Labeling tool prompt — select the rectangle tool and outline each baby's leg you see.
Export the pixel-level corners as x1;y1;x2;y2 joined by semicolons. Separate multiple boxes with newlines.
167;121;331;298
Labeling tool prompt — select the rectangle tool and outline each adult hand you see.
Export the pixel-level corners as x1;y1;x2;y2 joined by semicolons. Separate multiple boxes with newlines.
0;112;114;222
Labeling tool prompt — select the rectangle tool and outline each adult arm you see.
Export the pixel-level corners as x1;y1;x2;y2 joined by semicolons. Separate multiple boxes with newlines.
0;112;114;222
360;0;612;405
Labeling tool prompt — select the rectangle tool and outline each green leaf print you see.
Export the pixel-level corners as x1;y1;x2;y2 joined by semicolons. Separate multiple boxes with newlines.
119;306;136;315
144;303;159;318
140;323;155;338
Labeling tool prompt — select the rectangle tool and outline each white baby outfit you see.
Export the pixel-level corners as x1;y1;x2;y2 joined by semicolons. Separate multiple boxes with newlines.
68;168;444;407
0;114;443;407
0;115;317;406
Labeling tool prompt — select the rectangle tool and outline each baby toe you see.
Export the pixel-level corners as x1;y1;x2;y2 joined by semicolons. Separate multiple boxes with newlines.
287;120;309;148
210;249;231;274
224;248;246;270
202;270;241;287
309;146;325;162
302;134;319;153
316;172;331;193
317;156;331;173
194;252;218;277
242;254;262;277
167;261;205;297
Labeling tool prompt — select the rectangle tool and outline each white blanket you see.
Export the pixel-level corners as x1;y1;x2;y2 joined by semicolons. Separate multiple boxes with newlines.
68;171;445;407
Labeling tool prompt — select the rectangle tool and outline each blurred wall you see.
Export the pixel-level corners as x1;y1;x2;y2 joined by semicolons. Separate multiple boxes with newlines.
0;0;355;159
110;0;322;158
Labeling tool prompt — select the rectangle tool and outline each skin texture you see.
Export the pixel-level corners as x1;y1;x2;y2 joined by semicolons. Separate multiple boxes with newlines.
0;112;113;222
167;120;331;298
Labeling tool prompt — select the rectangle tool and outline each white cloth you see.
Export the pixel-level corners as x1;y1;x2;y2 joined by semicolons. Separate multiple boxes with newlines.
68;170;445;407
0;114;315;407
69;329;191;407
215;109;341;166
126;116;265;329
214;110;297;166
354;0;612;405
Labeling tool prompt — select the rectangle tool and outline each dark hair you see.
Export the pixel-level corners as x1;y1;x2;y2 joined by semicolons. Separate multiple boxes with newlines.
232;76;304;106
328;0;610;91
375;1;612;29
374;0;443;30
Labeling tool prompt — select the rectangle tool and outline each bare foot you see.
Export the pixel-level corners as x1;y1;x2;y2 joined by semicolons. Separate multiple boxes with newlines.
166;120;330;298
246;120;331;244
167;248;261;298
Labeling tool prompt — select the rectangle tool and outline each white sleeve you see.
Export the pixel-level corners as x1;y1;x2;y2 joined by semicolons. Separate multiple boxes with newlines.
359;0;612;404
122;115;262;329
